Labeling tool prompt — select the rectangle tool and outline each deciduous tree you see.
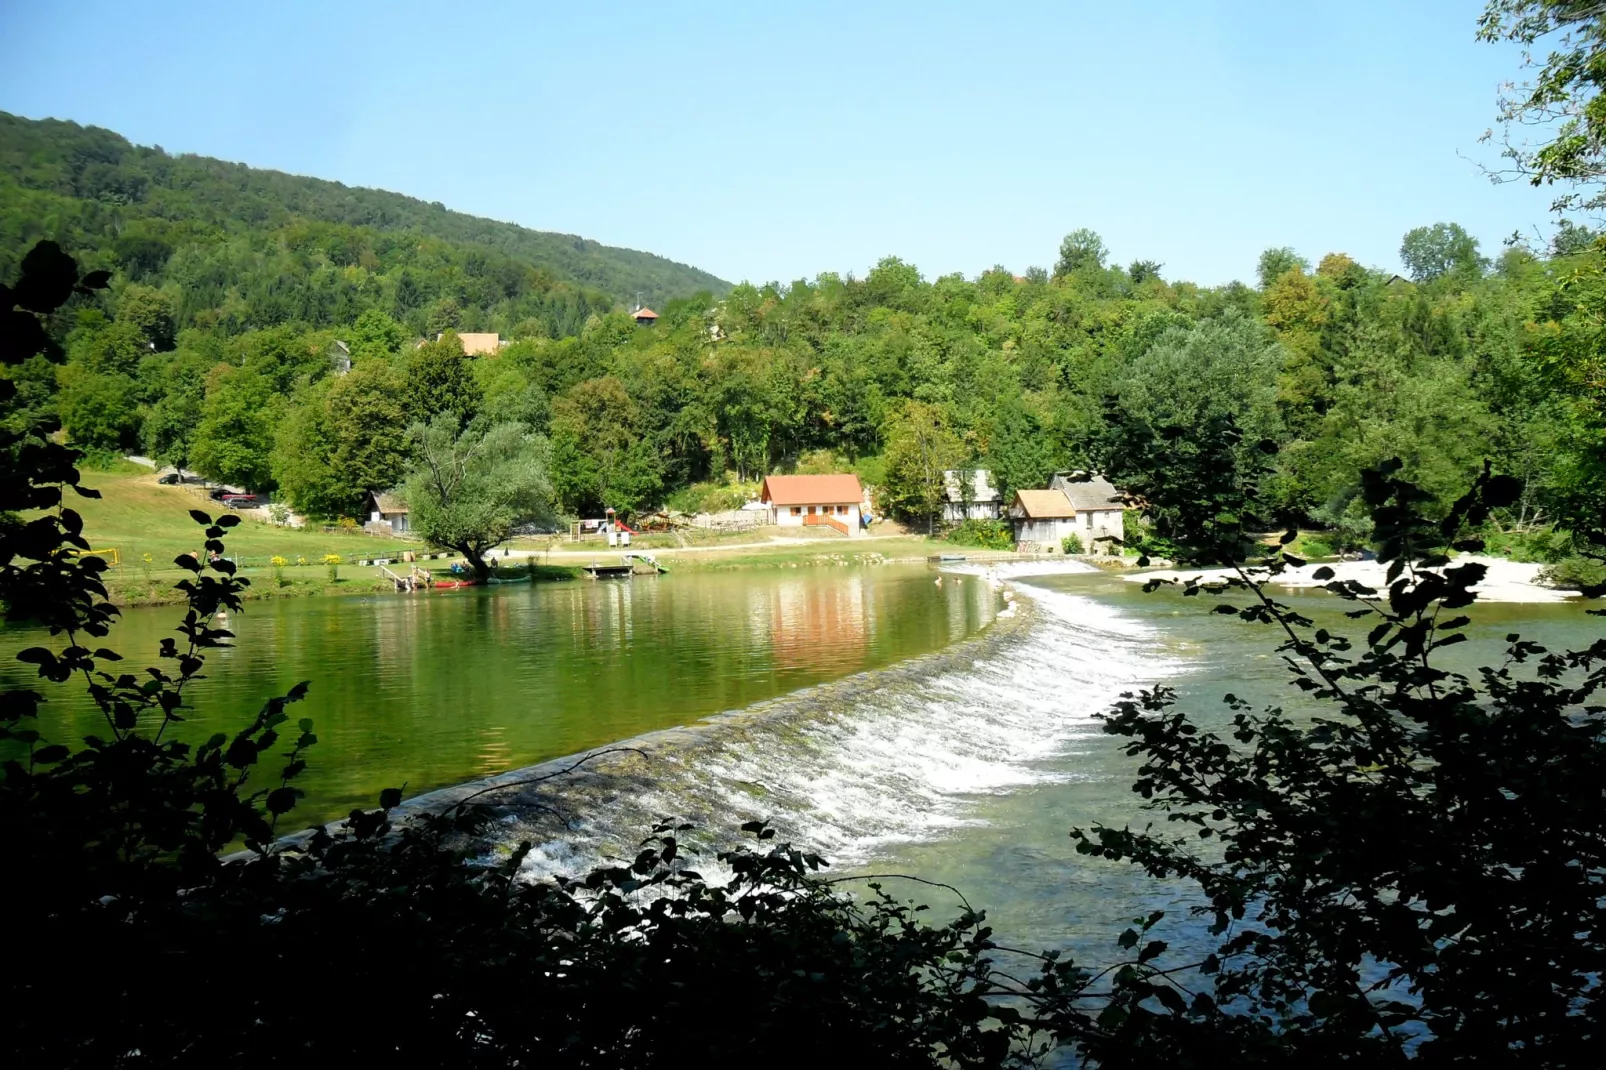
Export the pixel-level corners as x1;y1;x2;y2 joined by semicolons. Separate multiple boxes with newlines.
404;416;553;579
1400;222;1485;281
1054;229;1108;278
881;399;964;532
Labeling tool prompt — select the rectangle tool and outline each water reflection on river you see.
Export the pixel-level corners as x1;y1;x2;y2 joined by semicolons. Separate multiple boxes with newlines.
0;564;996;828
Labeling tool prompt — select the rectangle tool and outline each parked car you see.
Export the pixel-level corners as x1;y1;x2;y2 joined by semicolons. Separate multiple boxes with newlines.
157;473;181;485
221;493;260;508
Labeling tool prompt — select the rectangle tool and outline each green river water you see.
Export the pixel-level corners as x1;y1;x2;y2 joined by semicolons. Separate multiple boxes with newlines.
0;564;997;828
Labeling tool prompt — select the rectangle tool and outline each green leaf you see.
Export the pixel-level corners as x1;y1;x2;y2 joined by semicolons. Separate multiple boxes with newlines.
1152;984;1187;1014
1483;474;1522;508
266;787;299;815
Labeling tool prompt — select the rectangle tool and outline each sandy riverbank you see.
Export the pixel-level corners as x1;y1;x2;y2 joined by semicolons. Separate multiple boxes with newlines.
1122;555;1576;604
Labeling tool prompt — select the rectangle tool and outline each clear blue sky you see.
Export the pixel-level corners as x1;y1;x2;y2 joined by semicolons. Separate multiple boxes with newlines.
0;0;1562;287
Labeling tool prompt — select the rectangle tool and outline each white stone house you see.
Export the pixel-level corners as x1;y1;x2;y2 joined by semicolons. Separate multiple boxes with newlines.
1049;473;1126;550
760;474;863;537
941;469;1002;522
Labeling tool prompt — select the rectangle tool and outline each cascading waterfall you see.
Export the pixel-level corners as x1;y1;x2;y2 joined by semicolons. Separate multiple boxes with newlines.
431;561;1179;879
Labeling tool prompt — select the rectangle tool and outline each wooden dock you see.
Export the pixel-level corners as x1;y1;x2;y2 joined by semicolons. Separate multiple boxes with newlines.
581;563;635;579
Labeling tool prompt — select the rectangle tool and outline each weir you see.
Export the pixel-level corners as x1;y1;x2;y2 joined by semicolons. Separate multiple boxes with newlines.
446;562;1177;882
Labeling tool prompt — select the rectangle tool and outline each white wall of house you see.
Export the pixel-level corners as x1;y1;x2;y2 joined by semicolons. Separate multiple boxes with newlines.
772;503;861;535
370;510;409;534
942;501;1002;522
1072;508;1121;548
1014;517;1075;546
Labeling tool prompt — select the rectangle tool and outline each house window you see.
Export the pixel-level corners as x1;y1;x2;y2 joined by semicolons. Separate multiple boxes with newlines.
808;506;817;515
791;506;802;516
837;505;848;515
1084;513;1092;528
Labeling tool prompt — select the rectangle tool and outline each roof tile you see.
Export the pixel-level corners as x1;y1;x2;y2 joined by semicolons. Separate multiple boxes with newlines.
760;474;863;506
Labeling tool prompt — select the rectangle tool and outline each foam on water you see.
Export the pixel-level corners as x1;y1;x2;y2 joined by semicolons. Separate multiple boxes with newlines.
494;562;1175;879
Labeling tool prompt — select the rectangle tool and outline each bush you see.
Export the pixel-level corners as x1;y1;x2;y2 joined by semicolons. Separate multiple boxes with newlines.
854;453;888;490
1482;526;1573;563
1539;554;1606;591
323;552;341;580
1121;508;1174;561
1061;532;1085;555
945;518;1015;550
1293;532;1335;558
665;476;755;515
795;448;851;474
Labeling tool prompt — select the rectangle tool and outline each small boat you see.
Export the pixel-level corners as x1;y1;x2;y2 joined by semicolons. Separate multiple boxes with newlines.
431;579;478;590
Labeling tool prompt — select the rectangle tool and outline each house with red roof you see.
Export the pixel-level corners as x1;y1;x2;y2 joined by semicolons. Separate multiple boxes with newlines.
760;473;864;537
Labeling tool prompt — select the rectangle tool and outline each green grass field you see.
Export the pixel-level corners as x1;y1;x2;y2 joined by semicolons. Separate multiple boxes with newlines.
57;468;415;565
39;468;432;604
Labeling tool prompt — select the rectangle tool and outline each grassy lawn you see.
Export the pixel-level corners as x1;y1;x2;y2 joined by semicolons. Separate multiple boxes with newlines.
60;468;415;566
42;468;431;605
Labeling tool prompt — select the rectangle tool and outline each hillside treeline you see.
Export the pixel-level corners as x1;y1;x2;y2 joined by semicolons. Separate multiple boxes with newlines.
0;112;728;337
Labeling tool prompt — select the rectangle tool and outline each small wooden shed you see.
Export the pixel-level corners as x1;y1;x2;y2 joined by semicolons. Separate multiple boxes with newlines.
365;490;410;535
1008;489;1077;551
942;468;1002;521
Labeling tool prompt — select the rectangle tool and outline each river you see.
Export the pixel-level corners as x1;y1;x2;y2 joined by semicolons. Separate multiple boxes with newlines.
0;563;996;828
4;559;1599;975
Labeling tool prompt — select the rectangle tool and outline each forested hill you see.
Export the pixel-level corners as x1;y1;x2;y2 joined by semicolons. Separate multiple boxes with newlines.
0;111;729;334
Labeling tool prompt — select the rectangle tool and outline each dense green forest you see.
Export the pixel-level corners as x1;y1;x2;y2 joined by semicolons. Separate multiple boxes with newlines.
0;112;728;329
3;116;1604;578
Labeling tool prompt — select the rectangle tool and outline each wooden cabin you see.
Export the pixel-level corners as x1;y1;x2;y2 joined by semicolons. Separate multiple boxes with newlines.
364;490;410;535
1008;489;1077;551
633;307;659;326
942;468;1002;521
